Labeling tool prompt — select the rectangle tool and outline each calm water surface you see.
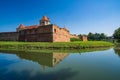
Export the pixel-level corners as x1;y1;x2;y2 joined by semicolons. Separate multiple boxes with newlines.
0;48;120;80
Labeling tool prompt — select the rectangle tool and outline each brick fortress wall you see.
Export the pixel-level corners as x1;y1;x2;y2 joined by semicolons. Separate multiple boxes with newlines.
19;25;53;42
19;24;70;42
0;16;86;42
53;25;70;42
0;32;18;41
18;16;70;42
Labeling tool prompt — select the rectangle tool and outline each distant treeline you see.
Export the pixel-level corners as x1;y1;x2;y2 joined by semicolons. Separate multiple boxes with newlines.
113;27;120;42
74;27;120;42
79;32;108;41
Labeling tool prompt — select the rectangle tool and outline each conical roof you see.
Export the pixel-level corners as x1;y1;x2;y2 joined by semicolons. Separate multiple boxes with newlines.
19;24;25;29
41;15;49;21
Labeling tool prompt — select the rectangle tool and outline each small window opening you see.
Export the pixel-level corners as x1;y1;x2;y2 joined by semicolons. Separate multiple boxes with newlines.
54;29;56;33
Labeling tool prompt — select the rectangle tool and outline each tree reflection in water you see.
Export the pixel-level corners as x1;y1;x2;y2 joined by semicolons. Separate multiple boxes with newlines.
0;47;118;80
114;48;120;57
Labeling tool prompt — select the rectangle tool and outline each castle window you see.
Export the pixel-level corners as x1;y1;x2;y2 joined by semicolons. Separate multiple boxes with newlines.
24;31;26;34
35;29;37;32
29;30;31;34
54;58;57;63
41;22;45;25
32;30;34;34
54;29;56;33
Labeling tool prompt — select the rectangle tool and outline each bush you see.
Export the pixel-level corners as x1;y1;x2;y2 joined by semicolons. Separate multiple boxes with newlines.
70;38;81;42
117;39;120;43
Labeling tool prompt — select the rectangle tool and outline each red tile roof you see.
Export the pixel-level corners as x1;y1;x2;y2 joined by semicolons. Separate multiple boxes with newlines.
25;25;40;30
41;15;49;21
19;24;25;29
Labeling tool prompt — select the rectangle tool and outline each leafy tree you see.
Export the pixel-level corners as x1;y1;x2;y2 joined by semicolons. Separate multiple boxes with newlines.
87;32;107;41
88;32;94;40
113;27;120;42
78;32;107;41
94;33;100;40
78;34;82;38
100;33;106;40
113;27;120;39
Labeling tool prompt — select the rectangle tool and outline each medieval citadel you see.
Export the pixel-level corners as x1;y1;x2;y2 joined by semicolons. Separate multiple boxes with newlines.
0;16;87;42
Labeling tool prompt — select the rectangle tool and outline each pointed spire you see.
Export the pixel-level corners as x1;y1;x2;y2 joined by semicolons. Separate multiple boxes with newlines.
40;15;50;25
19;24;25;29
41;15;49;21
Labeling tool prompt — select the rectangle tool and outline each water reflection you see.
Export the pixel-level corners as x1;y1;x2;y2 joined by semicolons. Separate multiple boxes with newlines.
114;48;120;57
18;52;69;68
1;48;120;80
0;48;110;68
0;67;79;80
0;51;78;80
0;51;69;68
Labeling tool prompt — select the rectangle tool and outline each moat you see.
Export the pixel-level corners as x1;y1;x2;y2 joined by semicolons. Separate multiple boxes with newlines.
0;48;120;80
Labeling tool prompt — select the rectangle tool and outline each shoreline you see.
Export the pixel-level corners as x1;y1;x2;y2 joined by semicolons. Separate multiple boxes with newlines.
0;47;112;54
0;41;114;51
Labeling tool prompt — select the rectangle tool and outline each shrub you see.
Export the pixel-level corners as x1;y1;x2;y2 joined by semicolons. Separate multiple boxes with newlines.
70;38;81;42
117;39;120;43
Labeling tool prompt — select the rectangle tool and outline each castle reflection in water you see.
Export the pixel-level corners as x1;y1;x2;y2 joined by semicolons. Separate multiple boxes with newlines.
0;50;69;69
18;52;69;67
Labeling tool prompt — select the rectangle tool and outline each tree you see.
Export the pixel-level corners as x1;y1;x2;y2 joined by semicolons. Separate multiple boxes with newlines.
100;33;106;40
88;32;94;40
94;33;100;40
113;27;120;42
87;32;107;41
78;34;82;38
113;27;120;39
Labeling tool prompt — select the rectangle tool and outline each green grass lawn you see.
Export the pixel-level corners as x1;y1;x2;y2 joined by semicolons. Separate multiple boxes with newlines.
0;41;114;50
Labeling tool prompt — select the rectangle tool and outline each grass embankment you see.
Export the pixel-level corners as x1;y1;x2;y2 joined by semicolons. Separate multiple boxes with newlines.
0;41;113;51
0;47;112;54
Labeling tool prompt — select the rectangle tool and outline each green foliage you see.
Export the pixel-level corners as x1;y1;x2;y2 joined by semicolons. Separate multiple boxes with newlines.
87;32;94;40
114;39;120;43
113;27;120;40
0;47;111;54
0;41;113;50
78;34;87;38
87;32;107;41
70;38;81;42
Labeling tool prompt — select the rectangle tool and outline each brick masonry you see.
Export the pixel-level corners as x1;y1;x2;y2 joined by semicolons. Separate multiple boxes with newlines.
0;32;18;41
0;16;87;42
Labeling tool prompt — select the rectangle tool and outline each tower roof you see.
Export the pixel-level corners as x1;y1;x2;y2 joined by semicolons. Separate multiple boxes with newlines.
19;24;25;29
41;15;49;21
25;25;39;30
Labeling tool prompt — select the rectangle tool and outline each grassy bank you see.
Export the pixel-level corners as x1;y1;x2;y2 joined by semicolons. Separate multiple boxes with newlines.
114;43;120;48
0;47;111;54
0;41;113;50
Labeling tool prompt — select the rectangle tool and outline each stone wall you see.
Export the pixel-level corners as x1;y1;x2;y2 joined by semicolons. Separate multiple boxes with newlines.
0;32;18;41
53;25;70;42
81;36;88;41
70;34;79;39
53;53;69;66
19;25;53;42
70;34;88;41
0;25;70;42
0;15;77;42
37;25;53;42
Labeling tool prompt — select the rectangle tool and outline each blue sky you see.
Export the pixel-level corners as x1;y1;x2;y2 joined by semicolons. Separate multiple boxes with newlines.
0;0;120;36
